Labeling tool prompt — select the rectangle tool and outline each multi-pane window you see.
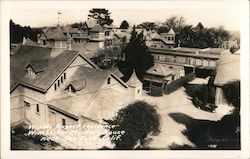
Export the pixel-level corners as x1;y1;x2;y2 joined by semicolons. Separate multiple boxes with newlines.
24;101;30;107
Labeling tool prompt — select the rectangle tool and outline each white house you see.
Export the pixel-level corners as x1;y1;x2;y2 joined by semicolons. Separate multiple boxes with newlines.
10;45;142;149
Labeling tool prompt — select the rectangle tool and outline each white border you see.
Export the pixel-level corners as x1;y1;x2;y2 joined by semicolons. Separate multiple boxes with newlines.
1;1;249;159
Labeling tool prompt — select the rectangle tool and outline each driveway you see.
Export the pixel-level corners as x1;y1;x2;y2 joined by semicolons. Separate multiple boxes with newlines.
142;87;232;149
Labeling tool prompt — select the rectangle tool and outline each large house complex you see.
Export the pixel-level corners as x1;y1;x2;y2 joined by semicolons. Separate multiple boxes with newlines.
10;45;142;149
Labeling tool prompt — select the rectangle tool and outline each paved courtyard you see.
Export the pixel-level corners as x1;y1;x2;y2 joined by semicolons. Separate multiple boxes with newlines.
142;87;233;149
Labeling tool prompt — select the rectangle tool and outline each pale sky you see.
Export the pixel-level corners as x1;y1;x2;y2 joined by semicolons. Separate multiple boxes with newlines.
8;1;242;31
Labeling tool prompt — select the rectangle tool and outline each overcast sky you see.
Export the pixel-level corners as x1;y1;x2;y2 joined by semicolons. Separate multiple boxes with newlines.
8;1;242;31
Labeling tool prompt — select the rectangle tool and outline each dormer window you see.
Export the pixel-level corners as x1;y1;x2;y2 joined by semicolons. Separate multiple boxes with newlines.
26;67;36;75
25;60;45;76
66;80;86;93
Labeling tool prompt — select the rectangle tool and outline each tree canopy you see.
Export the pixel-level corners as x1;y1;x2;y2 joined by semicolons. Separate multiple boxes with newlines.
137;22;157;31
103;101;160;149
120;20;129;29
10;19;38;44
88;8;113;26
118;27;154;81
222;80;240;111
155;15;232;49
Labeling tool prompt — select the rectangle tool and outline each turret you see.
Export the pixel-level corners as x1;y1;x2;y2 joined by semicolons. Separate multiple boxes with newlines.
126;70;143;100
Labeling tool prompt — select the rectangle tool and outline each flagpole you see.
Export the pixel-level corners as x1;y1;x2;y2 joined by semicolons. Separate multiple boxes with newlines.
57;11;62;27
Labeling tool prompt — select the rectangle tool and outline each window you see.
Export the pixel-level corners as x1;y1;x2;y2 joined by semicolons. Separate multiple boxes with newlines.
64;73;66;79
24;101;30;107
107;77;111;85
137;89;140;94
105;31;110;36
171;37;174;41
62;118;66;126
54;83;57;90
168;37;171;41
61;76;63;83
27;67;35;75
172;75;175;81
58;80;60;87
36;104;40;113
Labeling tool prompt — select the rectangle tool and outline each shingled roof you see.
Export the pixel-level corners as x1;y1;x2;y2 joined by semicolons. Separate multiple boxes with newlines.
47;66;128;118
41;27;67;40
10;45;97;93
90;24;104;32
214;53;240;86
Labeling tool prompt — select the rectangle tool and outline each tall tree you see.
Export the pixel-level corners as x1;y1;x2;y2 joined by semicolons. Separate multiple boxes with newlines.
103;101;160;149
137;22;156;31
88;8;113;26
10;19;38;44
118;26;154;82
120;20;129;29
163;15;186;33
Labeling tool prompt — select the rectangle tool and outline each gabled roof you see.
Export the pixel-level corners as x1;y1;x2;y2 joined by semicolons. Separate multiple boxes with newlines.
152;34;175;45
10;45;97;93
63;26;82;34
146;63;172;77
126;70;142;87
41;27;67;40
214;53;240;86
107;67;124;78
167;28;175;35
72;42;100;56
25;59;49;73
68;80;86;91
47;66;128;118
90;24;104;32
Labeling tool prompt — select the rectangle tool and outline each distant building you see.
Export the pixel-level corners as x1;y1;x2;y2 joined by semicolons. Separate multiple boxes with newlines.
147;28;175;49
143;63;184;96
37;27;68;49
150;47;229;74
214;50;240;106
62;25;89;44
10;45;142;149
